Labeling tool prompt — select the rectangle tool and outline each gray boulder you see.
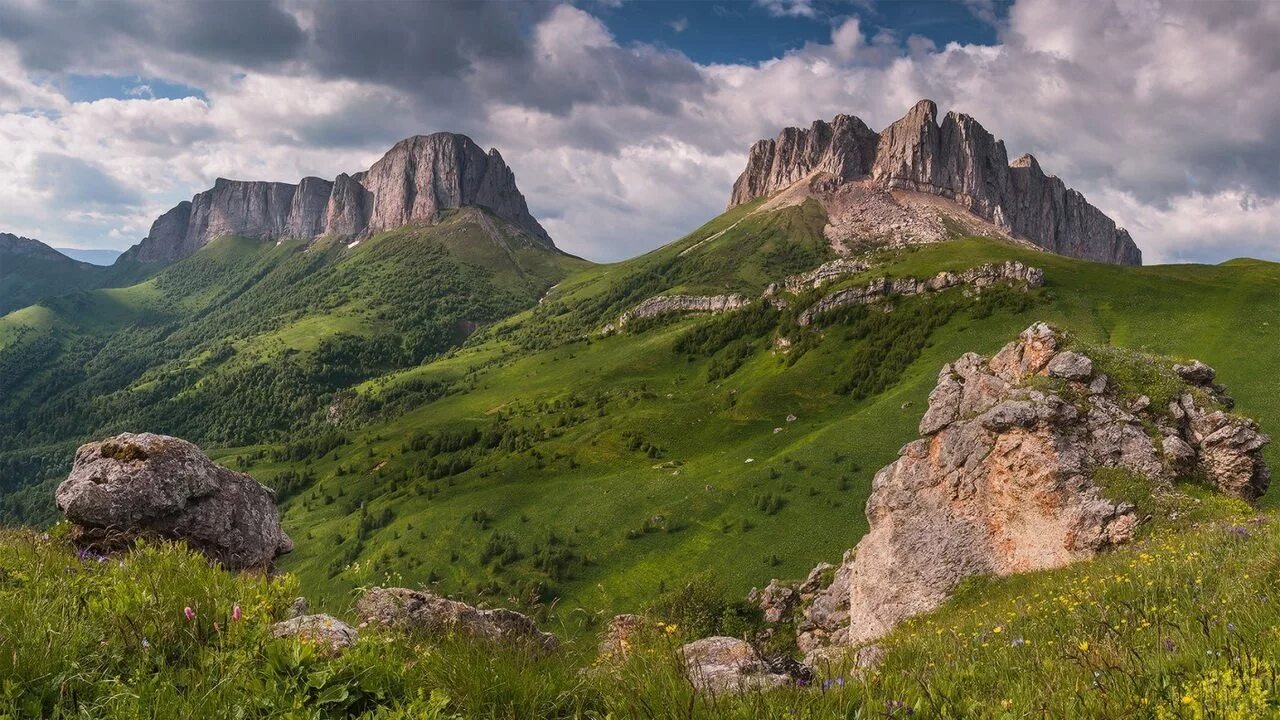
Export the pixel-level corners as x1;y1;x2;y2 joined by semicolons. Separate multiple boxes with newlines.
680;637;792;694
271;614;358;655
55;433;291;570
356;587;558;653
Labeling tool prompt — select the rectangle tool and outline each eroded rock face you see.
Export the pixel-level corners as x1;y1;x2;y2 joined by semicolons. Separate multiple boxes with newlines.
55;433;292;570
729;99;1142;265
796;260;1043;326
122;132;552;264
603;294;750;334
355;587;558;653
800;322;1269;651
271;614;359;656
680;637;792;694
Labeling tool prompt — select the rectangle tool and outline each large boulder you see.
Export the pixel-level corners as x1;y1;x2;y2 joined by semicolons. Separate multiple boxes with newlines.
801;323;1270;652
680;637;792;694
55;433;292;570
356;587;558;653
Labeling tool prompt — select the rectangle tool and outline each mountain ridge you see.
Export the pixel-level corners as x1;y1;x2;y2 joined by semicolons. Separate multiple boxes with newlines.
119;132;553;265
730;99;1142;266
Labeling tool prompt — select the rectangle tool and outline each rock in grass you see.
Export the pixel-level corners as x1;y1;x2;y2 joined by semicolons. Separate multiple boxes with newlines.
271;614;358;655
55;432;292;570
800;322;1271;654
356;587;558;653
680;637;792;694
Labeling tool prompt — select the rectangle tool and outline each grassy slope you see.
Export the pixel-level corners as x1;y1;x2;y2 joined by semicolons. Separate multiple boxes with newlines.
228;218;1280;627
5;505;1280;718
0;213;586;518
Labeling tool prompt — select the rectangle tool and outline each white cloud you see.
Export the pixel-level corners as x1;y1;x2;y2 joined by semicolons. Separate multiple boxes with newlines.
0;0;1279;265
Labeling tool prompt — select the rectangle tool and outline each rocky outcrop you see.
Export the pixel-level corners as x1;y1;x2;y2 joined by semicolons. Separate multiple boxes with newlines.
771;258;872;295
797;261;1043;325
271;614;359;656
729;100;1142;265
730;115;879;207
800;323;1269;653
54;433;292;570
122;133;552;264
355;587;558;653
680;637;792;694
602;294;750;334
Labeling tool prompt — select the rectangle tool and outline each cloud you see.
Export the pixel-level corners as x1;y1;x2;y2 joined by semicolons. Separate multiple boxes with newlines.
669;17;689;33
0;0;1279;264
31;154;142;208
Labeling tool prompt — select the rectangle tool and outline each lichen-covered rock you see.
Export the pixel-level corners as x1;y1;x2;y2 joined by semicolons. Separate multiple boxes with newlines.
55;433;291;570
1174;360;1216;386
680;637;792;694
271;614;358;655
798;322;1269;652
356;587;558;653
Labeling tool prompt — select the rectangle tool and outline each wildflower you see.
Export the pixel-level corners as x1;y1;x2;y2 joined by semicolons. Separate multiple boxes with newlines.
1181;694;1194;705
1078;641;1090;652
992;626;1003;634
184;606;196;621
232;605;242;622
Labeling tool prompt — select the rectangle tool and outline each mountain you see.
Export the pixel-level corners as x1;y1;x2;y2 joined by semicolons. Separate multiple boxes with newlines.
118;132;553;265
730;99;1142;265
54;248;123;266
0;233;107;315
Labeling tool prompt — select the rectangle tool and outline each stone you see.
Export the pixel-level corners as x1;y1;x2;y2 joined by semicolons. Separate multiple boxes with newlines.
55;433;291;570
121;132;552;264
680;637;791;694
729;99;1141;265
801;322;1270;653
1174;360;1217;385
748;580;798;623
599;614;647;658
288;597;310;618
355;587;558;653
606;294;750;333
271;614;358;655
798;261;1043;326
1046;351;1094;381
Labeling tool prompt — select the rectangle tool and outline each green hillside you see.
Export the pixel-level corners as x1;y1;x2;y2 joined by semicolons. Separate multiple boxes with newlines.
0;210;586;519
5;198;1280;640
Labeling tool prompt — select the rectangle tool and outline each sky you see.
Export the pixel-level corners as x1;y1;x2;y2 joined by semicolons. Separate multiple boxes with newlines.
0;0;1278;265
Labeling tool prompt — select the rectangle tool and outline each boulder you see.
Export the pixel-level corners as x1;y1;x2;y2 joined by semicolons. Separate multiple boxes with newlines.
797;323;1270;653
748;580;798;623
55;433;291;570
598;614;648;658
680;637;791;694
271;614;358;655
355;587;558;653
1174;360;1216;385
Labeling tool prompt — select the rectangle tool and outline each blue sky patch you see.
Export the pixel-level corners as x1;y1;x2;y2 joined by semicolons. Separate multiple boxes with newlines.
56;74;207;103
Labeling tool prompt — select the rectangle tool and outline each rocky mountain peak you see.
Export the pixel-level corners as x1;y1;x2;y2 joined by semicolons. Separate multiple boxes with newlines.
729;99;1143;265
120;132;552;265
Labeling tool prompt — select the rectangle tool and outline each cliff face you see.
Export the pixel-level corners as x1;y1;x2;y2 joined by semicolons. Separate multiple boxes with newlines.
124;133;552;264
730;100;1142;265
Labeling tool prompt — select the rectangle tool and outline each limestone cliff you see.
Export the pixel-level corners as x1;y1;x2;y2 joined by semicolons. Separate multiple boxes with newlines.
730;100;1142;265
122;133;552;264
794;323;1269;658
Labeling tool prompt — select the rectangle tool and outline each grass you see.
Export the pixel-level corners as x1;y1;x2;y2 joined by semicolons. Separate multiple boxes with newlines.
5;503;1280;718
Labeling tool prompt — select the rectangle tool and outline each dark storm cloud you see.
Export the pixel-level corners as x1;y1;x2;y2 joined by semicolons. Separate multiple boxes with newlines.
0;0;303;73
